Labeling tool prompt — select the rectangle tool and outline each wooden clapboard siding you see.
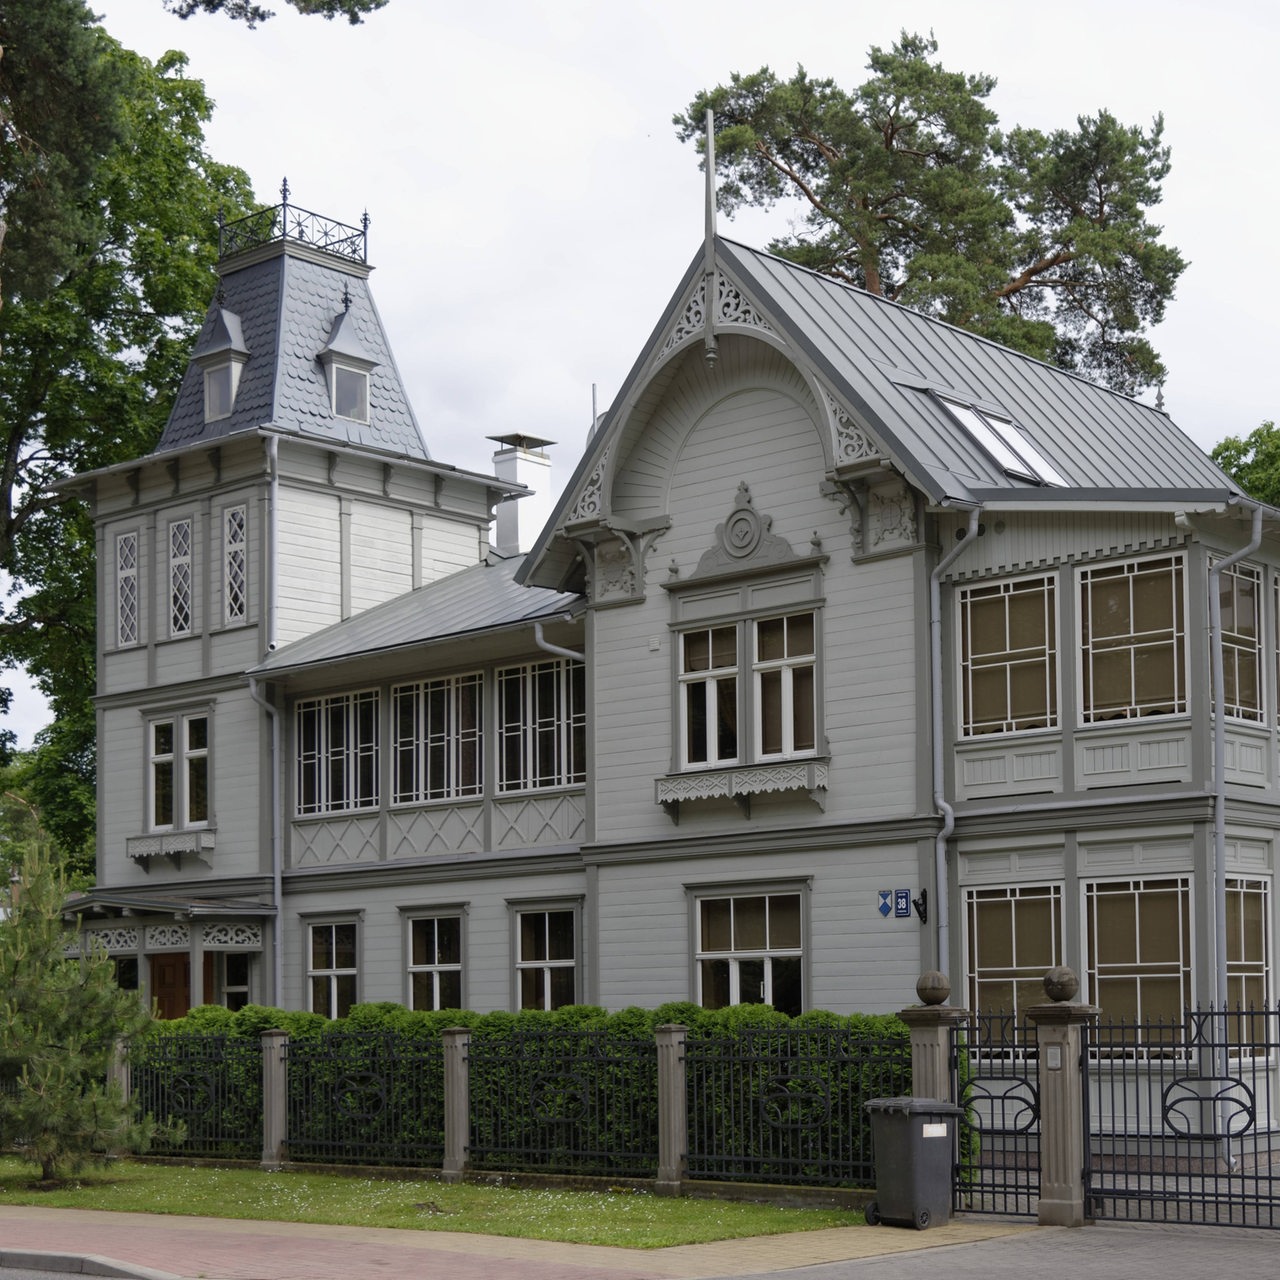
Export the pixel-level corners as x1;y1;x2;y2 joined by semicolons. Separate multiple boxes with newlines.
349;500;414;613
277;487;342;642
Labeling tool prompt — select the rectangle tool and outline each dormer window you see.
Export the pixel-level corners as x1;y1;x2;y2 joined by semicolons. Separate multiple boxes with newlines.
316;300;379;425
204;361;242;421
331;361;369;423
192;306;249;424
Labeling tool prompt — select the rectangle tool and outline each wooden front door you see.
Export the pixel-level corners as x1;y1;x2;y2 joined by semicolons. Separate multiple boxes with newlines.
150;954;190;1020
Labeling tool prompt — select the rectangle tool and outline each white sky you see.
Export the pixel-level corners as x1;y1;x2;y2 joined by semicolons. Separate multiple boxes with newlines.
6;0;1278;746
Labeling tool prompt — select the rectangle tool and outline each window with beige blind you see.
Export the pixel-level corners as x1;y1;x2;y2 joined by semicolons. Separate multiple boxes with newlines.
959;575;1057;736
965;884;1063;1018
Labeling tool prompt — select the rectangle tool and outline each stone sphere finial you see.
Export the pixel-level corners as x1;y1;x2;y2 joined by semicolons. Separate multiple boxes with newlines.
1043;966;1079;1003
916;971;951;1006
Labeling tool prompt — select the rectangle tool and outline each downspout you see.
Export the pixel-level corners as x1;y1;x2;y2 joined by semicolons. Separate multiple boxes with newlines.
534;618;584;663
1207;499;1262;1170
250;433;283;1006
930;505;983;987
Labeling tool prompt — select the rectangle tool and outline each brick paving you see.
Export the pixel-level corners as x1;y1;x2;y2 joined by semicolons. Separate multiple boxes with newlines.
0;1206;1031;1279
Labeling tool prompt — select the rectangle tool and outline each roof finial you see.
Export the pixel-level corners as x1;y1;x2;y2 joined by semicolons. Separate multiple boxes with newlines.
342;283;352;313
703;107;719;369
1156;380;1165;412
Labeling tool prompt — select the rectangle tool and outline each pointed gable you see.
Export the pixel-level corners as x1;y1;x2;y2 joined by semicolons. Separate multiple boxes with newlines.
156;200;429;461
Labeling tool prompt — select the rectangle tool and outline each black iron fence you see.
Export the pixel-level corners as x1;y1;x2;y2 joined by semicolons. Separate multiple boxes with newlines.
131;1034;262;1160
1086;1009;1280;1228
685;1027;909;1186
467;1029;658;1176
951;1015;1040;1217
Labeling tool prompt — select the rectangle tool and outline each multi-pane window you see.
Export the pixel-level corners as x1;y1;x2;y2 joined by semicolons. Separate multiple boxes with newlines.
497;660;585;792
224;506;247;625
1085;877;1191;1022
393;675;483;803
408;916;463;1010
681;626;739;767
309;922;357;1018
1080;556;1186;722
295;691;379;815
168;518;193;637
150;714;209;830
966;884;1063;1018
1216;561;1262;721
117;532;139;647
754;613;816;758
679;611;818;769
516;909;576;1010
696;892;803;1017
1226;878;1270;1010
959;576;1057;735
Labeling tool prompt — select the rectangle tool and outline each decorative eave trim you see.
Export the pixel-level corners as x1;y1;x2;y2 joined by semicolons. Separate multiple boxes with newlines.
656;759;829;822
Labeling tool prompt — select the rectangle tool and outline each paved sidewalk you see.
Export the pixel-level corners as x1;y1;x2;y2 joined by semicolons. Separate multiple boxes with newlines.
0;1205;1029;1280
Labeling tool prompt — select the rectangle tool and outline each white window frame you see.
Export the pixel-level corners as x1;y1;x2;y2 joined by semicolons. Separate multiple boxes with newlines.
679;624;739;767
1215;560;1262;722
1079;555;1187;723
753;612;817;760
168;517;193;638
393;674;484;803
307;920;359;1019
404;911;465;1011
1226;877;1270;1011
512;904;578;1011
330;361;369;423
203;361;243;422
958;574;1058;736
116;531;139;647
964;883;1063;1019
693;888;805;1016
148;711;210;832
223;505;248;626
295;690;380;816
496;659;585;793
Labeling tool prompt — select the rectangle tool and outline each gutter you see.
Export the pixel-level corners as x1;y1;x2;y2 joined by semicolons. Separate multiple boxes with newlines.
930;505;983;986
534;617;584;663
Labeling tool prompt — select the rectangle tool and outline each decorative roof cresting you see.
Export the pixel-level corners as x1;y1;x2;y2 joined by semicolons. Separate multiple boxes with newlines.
218;177;369;263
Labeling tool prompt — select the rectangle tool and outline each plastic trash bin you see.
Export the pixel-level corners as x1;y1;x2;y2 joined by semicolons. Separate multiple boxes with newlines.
864;1096;961;1229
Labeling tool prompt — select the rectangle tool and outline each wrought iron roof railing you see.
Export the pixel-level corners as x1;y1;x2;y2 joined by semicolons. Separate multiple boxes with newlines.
218;179;368;263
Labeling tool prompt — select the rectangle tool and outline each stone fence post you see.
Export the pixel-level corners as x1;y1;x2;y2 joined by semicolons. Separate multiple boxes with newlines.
107;1038;131;1107
1025;966;1098;1227
442;1027;471;1182
899;972;968;1104
655;1023;687;1196
260;1028;288;1172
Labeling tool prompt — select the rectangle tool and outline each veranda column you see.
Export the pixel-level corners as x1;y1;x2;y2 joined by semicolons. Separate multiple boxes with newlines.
898;972;968;1103
260;1028;288;1171
1025;967;1099;1227
655;1024;688;1196
442;1027;471;1182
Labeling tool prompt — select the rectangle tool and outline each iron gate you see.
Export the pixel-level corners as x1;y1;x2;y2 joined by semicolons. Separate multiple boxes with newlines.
951;1015;1040;1216
1085;1010;1280;1228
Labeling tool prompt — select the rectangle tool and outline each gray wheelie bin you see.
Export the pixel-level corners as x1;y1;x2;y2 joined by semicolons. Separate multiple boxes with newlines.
863;1096;961;1229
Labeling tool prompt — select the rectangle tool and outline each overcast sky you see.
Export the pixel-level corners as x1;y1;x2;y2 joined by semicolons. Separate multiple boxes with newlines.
6;0;1278;745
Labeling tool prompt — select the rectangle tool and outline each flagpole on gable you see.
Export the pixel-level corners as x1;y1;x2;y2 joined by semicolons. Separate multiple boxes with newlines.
703;108;719;368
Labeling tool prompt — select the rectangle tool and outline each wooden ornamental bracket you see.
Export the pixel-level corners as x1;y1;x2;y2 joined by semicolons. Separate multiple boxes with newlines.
570;517;671;605
819;477;866;558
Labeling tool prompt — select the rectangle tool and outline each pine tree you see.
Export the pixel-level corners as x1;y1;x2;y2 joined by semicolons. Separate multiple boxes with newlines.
0;832;157;1181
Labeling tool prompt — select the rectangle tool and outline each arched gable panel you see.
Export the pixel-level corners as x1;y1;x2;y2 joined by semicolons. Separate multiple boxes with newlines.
611;336;828;526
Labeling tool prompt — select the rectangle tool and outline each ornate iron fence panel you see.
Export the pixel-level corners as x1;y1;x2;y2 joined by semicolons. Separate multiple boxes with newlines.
130;1034;262;1159
285;1032;445;1167
466;1029;658;1177
1085;1009;1280;1228
951;1016;1040;1216
683;1027;909;1186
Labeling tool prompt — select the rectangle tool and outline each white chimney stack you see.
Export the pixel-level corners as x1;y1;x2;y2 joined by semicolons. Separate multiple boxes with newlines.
489;434;554;556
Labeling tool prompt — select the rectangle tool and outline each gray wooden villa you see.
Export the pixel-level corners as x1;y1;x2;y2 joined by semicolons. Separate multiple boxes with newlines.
65;194;1276;1025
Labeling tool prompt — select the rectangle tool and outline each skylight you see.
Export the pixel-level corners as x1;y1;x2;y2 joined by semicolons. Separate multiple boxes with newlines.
939;397;1067;487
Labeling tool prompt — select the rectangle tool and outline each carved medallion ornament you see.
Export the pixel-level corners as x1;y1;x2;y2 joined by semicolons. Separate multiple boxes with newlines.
868;478;918;548
691;483;800;579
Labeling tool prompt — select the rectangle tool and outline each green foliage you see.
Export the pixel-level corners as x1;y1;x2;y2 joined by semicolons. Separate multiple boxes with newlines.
0;841;163;1180
0;32;254;861
676;31;1185;394
1212;421;1280;507
163;0;389;27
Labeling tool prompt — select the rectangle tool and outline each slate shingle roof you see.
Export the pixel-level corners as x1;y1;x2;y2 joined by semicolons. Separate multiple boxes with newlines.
156;243;429;460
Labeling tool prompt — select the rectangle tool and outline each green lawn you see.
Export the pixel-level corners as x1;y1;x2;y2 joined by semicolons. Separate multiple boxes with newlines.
0;1157;863;1248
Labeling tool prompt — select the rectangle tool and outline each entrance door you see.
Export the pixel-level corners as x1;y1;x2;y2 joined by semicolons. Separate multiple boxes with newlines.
150;954;190;1020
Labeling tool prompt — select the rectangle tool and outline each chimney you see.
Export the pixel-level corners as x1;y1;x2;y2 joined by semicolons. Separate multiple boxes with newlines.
489;434;554;556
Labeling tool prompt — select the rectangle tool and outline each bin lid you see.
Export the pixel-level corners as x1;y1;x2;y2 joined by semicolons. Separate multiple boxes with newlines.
864;1095;962;1115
